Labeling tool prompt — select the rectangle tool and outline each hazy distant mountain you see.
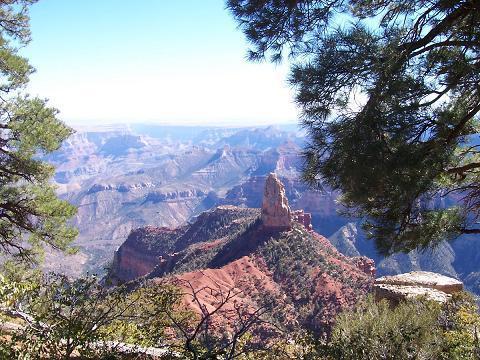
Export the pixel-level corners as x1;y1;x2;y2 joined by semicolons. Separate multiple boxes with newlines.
43;123;480;297
128;123;303;146
330;223;453;277
212;126;304;150
43;124;307;275
130;124;237;144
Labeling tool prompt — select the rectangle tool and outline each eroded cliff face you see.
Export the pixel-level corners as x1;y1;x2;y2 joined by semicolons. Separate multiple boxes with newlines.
107;207;260;284
107;226;185;284
110;244;159;283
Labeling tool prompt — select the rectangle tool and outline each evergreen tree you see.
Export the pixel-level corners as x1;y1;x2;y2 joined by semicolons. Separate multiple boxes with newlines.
227;0;480;254
0;0;76;261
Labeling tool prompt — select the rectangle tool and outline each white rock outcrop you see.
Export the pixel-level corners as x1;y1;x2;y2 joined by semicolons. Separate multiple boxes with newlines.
375;271;463;303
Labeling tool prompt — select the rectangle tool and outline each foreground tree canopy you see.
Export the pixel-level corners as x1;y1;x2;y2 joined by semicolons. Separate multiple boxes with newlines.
0;0;76;261
228;0;480;254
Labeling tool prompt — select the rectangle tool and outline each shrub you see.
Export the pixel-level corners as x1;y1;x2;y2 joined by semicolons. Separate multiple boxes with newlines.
440;292;480;359
321;293;480;360
323;296;444;359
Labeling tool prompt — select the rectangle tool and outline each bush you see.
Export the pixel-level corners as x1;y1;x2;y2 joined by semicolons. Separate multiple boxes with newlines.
324;296;444;359
440;292;480;359
0;272;184;359
321;293;480;360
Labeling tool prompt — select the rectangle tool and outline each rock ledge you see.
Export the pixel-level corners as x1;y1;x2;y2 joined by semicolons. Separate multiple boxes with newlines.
375;271;463;304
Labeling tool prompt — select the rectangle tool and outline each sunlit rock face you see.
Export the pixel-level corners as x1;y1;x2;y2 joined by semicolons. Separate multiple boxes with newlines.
375;271;463;304
261;173;292;230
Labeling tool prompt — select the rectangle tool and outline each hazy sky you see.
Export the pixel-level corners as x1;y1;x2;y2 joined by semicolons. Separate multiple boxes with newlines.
23;0;298;126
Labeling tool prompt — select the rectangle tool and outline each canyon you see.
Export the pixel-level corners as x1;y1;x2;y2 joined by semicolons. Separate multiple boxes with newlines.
107;174;375;334
44;124;480;297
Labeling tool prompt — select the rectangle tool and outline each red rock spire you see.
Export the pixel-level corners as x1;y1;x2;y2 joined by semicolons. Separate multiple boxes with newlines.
261;173;292;230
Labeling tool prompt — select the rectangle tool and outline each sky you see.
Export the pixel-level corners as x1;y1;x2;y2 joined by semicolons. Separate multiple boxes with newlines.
23;0;299;127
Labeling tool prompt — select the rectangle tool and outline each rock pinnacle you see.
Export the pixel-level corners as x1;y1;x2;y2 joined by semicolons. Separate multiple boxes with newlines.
261;173;292;230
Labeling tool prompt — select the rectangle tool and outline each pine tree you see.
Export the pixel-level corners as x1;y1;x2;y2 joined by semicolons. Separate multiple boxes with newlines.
228;0;480;254
0;0;77;261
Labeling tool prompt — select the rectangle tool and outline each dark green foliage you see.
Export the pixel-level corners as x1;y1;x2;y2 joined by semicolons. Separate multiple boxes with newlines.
161;211;261;275
137;208;261;277
128;226;186;257
227;0;480;254
259;224;356;288
170;243;222;275
0;0;77;261
260;226;326;284
324;296;445;359
320;292;480;360
175;207;260;251
258;224;372;334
